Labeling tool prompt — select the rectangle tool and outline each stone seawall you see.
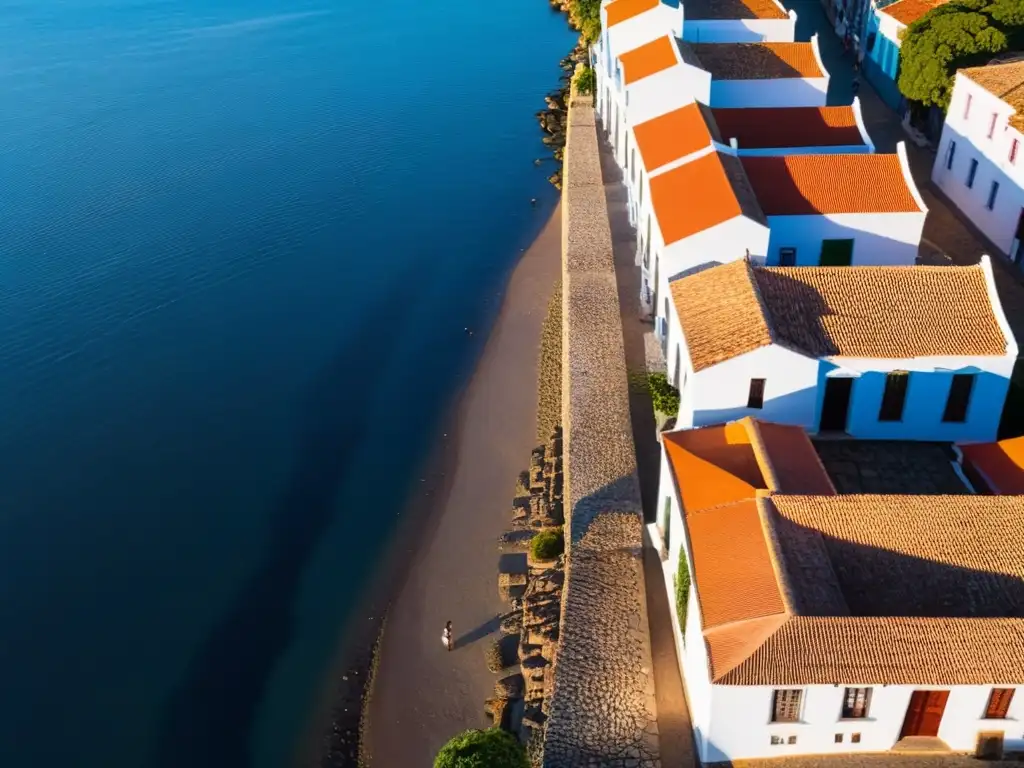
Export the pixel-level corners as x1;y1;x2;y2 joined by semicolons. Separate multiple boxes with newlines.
542;88;661;768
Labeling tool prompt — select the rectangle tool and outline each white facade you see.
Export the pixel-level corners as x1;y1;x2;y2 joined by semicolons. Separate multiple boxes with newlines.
933;70;1024;264
659;257;1018;442
652;444;1024;763
764;210;923;265
681;9;797;44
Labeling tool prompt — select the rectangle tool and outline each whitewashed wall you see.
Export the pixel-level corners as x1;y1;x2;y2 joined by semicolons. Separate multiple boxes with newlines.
682;13;797;44
933;73;1024;259
710;76;829;107
658;216;772;278
764;211;924;266
703;683;1024;762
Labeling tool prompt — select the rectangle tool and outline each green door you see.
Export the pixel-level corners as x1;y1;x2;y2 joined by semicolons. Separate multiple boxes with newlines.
820;238;854;266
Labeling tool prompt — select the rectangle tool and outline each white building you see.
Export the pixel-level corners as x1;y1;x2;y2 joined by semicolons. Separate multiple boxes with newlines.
662;258;1017;442
680;0;797;43
653;417;1024;762
626;100;873;235
932;60;1024;266
640;143;926;320
692;38;829;107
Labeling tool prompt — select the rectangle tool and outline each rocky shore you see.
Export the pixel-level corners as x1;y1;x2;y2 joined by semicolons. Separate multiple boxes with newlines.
536;17;590;189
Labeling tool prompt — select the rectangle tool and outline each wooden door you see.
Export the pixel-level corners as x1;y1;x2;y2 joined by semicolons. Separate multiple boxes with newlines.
900;690;949;738
820;377;853;433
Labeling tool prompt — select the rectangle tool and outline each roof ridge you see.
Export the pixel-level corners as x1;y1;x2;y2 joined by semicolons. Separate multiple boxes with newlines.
744;261;777;346
703;611;791;682
755;495;798;617
743;419;782;491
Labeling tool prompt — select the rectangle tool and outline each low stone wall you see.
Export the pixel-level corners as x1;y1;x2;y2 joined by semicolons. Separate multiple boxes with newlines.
542;88;660;768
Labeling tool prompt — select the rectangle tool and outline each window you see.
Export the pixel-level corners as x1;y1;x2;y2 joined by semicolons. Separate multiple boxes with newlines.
771;689;803;723
967;158;979;188
852;733;862;744
946;140;957;170
779;247;797;266
835;734;844;743
943;373;976;423
964;93;973;119
985;688;1015;719
878;372;909;422
1011;138;1020;165
638;169;644;208
770;735;783;746
787;736;798;745
661;497;672;552
748;378;766;409
842;687;873;719
988;181;1000;210
988;112;998;139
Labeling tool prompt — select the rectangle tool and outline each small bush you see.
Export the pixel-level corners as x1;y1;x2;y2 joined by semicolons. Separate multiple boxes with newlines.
531;528;564;561
648;372;680;417
434;728;529;768
574;66;595;95
674;547;690;637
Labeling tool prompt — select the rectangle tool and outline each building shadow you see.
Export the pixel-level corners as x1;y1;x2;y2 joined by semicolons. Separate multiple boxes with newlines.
454;614;502;649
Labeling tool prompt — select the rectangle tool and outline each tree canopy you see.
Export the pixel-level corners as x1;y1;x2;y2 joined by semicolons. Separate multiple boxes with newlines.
897;0;1024;108
434;728;530;768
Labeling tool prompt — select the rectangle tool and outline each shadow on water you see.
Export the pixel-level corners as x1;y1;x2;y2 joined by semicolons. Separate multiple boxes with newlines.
153;292;402;768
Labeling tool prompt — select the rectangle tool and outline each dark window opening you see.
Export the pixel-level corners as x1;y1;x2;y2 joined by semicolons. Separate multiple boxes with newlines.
842;687;872;719
942;374;975;423
748;378;766;409
878;372;909;422
771;689;802;723
779;247;797;266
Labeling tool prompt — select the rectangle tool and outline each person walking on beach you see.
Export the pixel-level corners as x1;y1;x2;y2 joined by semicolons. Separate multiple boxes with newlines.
442;621;454;652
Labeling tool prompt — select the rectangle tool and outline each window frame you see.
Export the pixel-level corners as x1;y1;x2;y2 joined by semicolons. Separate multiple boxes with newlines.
967;158;979;188
984;688;1015;720
748;378;766;410
942;373;976;423
988;181;1000;211
878;372;909;422
779;247;797;266
946;139;957;170
964;93;972;119
771;688;803;723
841;687;873;719
988;112;998;139
1011;138;1020;165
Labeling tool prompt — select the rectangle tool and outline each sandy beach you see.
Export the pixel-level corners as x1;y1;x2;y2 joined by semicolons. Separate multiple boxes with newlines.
360;202;562;766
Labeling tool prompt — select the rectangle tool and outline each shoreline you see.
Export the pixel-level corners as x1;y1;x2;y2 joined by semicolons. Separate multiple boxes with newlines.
302;202;563;767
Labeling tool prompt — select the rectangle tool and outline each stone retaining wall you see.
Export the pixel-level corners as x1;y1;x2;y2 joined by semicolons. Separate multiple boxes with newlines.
541;88;660;768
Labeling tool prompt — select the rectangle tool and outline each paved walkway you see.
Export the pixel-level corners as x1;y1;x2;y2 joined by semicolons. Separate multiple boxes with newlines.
363;207;561;766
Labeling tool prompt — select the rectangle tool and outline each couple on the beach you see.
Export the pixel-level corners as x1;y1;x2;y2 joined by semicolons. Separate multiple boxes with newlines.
442;620;454;652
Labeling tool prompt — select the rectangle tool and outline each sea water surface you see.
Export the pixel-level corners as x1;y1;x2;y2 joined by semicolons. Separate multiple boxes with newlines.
0;1;575;765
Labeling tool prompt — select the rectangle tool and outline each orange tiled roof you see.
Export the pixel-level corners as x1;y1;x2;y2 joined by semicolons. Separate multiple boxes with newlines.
605;0;660;27
618;36;679;85
670;261;1007;369
692;42;823;80
633;103;715;171
649;151;765;244
959;436;1024;494
962;60;1024;133
880;0;947;26
684;494;1024;685
740;154;921;215
684;0;787;20
711;106;865;149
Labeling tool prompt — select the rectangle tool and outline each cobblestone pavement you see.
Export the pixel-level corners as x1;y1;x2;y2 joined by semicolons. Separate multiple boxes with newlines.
812;440;970;494
544;90;659;768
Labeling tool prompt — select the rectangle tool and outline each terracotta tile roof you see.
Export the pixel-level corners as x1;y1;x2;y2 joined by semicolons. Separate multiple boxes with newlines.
650;151;765;244
958;436;1024;494
740;154;921;215
752;264;1008;358
605;0;660;27
685;494;1024;685
961;60;1024;133
692;42;823;80
671;261;1007;368
754;421;836;495
633;103;717;171
879;0;947;25
711;106;865;149
618;36;679;85
684;0;787;20
669;260;772;370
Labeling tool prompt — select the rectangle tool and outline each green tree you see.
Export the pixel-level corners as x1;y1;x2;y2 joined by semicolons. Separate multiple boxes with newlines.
434;728;529;768
897;0;1021;108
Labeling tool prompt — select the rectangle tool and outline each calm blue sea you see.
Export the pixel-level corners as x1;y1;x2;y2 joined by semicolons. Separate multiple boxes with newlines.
0;1;574;765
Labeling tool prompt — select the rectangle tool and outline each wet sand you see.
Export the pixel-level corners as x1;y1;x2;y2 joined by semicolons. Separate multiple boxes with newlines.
361;202;562;766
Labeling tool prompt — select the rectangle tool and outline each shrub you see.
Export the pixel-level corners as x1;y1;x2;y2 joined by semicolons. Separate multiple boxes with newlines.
531;528;564;561
434;728;529;768
648;373;680;417
674;547;690;637
574;65;596;95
